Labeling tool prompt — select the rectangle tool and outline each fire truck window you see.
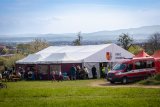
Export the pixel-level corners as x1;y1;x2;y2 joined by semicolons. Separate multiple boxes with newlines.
127;64;133;71
135;62;141;69
141;61;147;68
146;60;154;68
113;63;126;70
152;62;155;67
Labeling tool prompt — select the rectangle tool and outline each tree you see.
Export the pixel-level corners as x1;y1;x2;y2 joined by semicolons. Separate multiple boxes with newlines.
128;45;143;55
146;33;160;54
29;38;49;53
17;43;30;55
1;47;9;55
73;32;83;46
17;38;49;55
117;33;133;50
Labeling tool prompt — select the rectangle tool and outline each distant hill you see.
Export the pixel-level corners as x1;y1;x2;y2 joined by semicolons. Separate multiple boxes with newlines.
0;25;160;43
82;25;160;41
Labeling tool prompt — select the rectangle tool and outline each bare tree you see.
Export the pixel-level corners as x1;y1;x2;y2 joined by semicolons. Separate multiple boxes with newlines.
146;33;160;54
117;33;133;50
17;38;49;55
73;32;83;46
30;38;49;53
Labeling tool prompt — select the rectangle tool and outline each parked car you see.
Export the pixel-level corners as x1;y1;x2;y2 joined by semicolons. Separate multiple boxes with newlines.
107;57;156;84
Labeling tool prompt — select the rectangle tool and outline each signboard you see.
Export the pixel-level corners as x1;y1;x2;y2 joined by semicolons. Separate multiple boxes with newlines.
115;53;124;59
106;52;112;60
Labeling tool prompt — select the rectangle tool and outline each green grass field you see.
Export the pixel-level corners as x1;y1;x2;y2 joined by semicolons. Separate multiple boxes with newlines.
0;80;160;107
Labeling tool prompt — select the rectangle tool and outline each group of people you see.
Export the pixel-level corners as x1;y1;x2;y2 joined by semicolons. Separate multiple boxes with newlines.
70;65;96;80
0;66;36;81
19;67;36;80
50;64;111;81
70;65;90;80
0;64;110;81
0;66;22;81
50;65;90;81
51;70;64;82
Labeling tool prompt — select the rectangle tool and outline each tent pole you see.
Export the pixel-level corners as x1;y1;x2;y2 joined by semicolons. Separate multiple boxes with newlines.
48;64;50;80
35;64;38;80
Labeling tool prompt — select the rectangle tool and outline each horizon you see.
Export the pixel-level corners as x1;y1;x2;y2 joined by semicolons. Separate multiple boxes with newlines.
0;24;160;35
0;0;160;35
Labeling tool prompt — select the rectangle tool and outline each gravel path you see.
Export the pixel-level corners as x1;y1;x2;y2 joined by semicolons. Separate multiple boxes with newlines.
90;80;160;88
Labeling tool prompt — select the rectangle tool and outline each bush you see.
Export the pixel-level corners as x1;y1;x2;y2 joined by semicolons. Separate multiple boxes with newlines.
0;54;25;72
139;80;160;85
139;74;160;85
4;54;25;68
155;73;160;81
0;57;7;72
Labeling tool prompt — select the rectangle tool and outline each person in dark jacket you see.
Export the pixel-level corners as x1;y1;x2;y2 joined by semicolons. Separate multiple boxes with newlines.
92;65;97;79
70;65;76;80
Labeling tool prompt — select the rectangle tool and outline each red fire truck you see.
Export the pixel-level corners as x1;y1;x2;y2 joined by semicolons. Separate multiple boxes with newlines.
107;57;156;84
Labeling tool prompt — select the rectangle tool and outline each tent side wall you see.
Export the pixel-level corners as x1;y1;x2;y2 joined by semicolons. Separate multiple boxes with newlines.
16;63;82;80
84;44;134;63
83;62;100;78
111;44;134;62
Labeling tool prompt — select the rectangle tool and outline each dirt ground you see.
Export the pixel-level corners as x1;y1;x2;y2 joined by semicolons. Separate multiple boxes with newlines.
90;79;160;89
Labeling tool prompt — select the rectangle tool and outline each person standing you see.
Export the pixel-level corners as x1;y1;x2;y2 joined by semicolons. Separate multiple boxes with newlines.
19;67;25;79
92;65;97;79
83;66;89;79
28;69;33;80
70;65;76;80
76;65;81;79
58;71;63;82
51;70;56;81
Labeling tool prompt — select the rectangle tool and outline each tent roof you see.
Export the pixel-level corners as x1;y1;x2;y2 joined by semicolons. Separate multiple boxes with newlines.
152;50;160;59
16;44;134;64
133;50;150;58
36;44;109;54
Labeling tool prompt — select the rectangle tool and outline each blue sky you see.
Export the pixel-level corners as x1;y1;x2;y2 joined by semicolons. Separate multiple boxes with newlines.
0;0;160;34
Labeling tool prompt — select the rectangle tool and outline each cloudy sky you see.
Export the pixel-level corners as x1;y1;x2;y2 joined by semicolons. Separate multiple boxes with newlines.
0;0;160;34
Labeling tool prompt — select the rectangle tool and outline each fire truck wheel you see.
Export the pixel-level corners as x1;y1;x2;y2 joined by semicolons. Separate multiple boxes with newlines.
122;77;128;84
110;81;115;84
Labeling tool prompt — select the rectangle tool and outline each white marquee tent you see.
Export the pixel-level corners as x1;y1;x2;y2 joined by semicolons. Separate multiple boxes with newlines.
16;44;134;78
16;43;134;64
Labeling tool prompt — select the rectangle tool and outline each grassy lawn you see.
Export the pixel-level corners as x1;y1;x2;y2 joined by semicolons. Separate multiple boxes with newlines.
0;80;160;107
